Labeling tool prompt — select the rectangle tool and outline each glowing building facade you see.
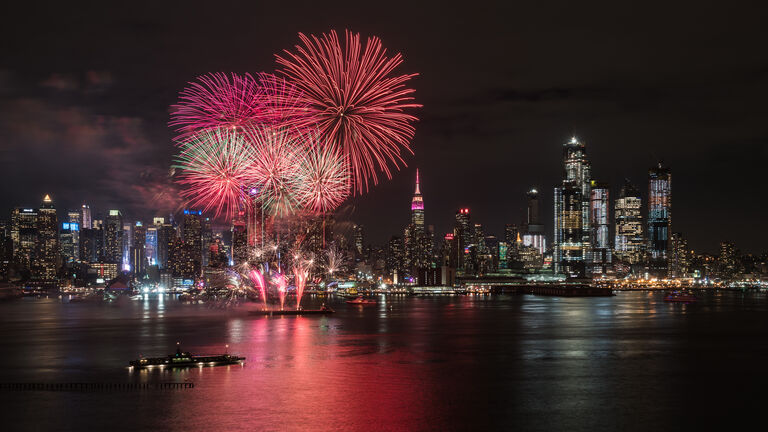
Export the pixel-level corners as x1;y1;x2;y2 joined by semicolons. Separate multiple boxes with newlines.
614;180;644;265
34;195;58;282
554;137;591;277
647;163;671;277
522;188;546;254
587;181;611;276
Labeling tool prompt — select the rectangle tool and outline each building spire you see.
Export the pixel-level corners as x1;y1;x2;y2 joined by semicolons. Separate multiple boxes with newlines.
414;168;421;195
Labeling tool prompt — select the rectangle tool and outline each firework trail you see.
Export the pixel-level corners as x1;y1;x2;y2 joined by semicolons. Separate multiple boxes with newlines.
248;269;268;309
276;30;421;194
291;250;314;310
295;141;351;214
274;271;288;310
174;128;256;219
170;72;267;138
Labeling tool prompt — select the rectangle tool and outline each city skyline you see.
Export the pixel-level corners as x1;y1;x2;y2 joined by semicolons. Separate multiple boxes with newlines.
2;3;767;255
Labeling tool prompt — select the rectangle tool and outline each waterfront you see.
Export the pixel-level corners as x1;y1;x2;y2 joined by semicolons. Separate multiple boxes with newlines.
1;291;767;431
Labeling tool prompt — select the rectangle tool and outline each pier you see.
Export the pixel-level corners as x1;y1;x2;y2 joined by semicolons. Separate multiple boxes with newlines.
0;382;195;392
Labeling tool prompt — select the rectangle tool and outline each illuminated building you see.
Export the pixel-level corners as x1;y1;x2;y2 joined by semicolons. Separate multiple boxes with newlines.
122;222;132;271
554;137;591;277
669;232;690;278
614;180;644;266
182;209;203;276
454;208;471;270
404;170;431;273
0;221;11;280
717;241;738;280
88;262;118;283
156;219;175;269
33;195;58;282
647;163;671;277
104;210;123;264
201;217;212;267
130;221;146;275
11;207;37;271
504;224;518;246
59;221;80;263
168;236;195;278
353;224;364;256
387;236;405;282
80;204;92;229
411;169;424;234
231;212;248;266
588;181;611;276
522;188;546;254
67;211;81;261
145;226;158;265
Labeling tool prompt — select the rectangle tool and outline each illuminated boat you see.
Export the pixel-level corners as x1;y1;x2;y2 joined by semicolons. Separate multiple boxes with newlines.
664;290;697;303
346;296;377;305
129;346;244;369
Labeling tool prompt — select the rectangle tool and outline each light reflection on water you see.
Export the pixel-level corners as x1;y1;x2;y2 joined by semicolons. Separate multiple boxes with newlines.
0;291;767;431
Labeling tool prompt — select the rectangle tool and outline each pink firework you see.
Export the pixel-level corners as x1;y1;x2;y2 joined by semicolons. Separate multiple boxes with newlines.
174;128;256;219
245;125;304;216
170;72;266;138
276;30;421;194
249;269;267;309
295;141;350;214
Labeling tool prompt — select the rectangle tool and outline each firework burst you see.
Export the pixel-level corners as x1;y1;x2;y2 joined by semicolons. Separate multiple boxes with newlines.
174;128;256;218
276;30;421;194
295;140;350;214
170;72;266;138
245;125;304;216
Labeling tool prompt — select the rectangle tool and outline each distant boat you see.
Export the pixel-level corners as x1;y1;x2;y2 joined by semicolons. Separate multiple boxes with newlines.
346;296;377;305
664;290;697;303
129;345;244;369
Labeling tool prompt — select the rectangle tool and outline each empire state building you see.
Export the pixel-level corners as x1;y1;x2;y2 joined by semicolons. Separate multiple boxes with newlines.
411;169;425;234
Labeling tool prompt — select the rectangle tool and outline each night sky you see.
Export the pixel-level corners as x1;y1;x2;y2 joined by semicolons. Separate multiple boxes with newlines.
1;1;766;253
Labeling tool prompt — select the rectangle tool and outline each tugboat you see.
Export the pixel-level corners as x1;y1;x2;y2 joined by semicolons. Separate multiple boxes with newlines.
129;344;245;369
664;290;697;303
346;296;377;305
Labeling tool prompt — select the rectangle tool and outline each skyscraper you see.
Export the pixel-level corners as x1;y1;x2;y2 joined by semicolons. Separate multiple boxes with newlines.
588;181;611;276
11;207;37;272
648;163;671;277
669;232;689;278
554;137;591;277
34;195;58;282
67;211;81;261
454;208;471;270
522;188;546;254
411;169;424;234
405;170;431;274
614;180;644;266
183;209;203;276
81;204;92;229
231;212;248;266
104;210;123;264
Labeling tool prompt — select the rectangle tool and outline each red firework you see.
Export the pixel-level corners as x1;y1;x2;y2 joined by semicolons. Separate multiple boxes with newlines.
170;72;267;139
257;72;311;128
276;30;421;194
245;125;303;216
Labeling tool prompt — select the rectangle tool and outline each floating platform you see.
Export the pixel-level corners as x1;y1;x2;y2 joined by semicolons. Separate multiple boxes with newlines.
248;308;335;316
